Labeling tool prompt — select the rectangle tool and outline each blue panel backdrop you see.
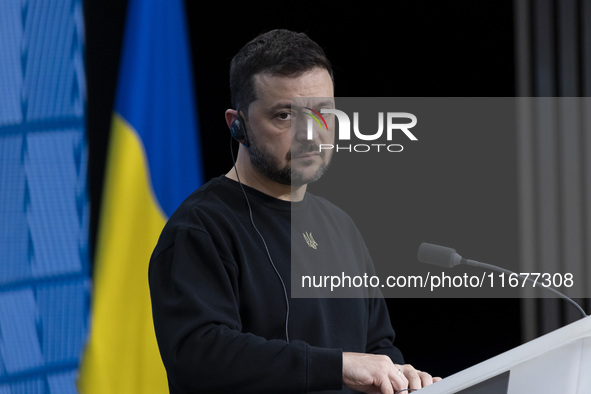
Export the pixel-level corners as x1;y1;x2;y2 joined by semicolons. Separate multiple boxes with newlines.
0;0;89;393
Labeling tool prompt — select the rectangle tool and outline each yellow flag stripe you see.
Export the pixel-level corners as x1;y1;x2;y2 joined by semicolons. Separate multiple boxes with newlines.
78;114;168;393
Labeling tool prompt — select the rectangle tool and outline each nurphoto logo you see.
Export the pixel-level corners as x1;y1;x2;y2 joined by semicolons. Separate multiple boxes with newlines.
306;108;418;153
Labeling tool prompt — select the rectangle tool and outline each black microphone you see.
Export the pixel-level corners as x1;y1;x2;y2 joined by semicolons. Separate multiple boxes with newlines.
417;242;588;318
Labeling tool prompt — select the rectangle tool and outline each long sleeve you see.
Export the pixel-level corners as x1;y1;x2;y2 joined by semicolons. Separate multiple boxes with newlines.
365;296;404;364
149;226;343;394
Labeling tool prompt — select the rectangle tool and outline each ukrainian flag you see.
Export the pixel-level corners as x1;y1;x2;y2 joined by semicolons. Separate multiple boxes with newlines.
78;0;202;392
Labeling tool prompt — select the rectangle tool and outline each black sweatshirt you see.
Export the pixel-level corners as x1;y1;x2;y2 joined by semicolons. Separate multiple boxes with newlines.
148;176;404;393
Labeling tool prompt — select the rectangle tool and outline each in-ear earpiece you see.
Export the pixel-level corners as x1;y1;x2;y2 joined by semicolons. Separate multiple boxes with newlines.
230;116;250;147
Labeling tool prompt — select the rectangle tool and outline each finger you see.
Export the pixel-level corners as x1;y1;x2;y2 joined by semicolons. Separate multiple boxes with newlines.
390;375;409;392
417;371;434;387
395;364;421;390
405;369;422;390
432;376;443;382
390;366;409;391
378;377;394;394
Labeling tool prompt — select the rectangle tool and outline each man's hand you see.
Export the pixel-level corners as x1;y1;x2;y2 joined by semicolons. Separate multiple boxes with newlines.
342;352;441;394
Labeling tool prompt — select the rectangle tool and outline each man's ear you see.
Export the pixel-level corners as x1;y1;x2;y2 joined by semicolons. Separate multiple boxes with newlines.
225;109;239;129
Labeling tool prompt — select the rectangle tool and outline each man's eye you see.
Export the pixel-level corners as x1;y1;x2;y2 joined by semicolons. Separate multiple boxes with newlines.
277;112;291;120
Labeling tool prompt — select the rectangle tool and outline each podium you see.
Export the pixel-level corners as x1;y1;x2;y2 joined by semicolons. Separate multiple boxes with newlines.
419;316;591;393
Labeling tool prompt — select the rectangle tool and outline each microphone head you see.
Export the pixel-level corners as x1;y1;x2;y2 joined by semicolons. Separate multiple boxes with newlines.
417;242;463;268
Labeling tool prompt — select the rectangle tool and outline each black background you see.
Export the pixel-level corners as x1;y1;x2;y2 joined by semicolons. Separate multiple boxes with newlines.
84;0;520;379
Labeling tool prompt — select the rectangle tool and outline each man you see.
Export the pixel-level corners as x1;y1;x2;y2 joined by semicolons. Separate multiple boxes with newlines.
149;29;440;393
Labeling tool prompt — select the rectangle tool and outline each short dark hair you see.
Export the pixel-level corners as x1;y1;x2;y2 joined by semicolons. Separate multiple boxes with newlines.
229;29;334;113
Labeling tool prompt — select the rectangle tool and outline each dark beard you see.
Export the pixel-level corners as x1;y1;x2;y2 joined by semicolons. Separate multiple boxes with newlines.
247;142;329;187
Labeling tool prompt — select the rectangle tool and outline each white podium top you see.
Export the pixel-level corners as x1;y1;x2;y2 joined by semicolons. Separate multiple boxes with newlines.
418;316;591;393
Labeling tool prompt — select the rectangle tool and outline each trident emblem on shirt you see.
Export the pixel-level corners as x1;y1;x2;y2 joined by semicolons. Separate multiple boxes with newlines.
303;232;318;249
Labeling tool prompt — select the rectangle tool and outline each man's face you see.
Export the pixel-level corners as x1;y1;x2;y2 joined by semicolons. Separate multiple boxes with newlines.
244;68;335;187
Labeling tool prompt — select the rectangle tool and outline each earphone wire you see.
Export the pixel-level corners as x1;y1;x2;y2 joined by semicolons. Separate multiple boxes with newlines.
230;136;290;343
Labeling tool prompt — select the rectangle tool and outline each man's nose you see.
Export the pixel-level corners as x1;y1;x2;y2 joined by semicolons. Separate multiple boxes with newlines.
294;116;321;142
